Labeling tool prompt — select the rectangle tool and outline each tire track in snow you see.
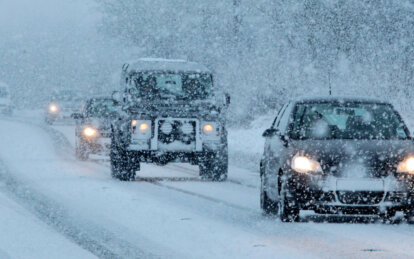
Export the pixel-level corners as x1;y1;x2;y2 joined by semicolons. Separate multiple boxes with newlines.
0;119;156;259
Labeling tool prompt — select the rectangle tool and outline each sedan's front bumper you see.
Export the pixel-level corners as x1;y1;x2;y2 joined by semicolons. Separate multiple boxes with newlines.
284;172;414;214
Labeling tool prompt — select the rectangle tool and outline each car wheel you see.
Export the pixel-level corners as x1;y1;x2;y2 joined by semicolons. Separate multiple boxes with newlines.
260;174;278;215
110;140;137;181
199;151;228;181
404;208;414;224
379;209;397;224
279;181;299;222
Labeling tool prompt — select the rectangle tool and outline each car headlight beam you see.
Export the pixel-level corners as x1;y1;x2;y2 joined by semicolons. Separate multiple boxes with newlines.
83;127;97;138
49;103;58;113
397;156;414;174
291;155;322;174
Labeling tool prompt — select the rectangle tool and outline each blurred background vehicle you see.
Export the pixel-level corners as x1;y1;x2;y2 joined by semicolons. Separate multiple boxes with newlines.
0;82;13;116
44;89;83;125
72;97;117;160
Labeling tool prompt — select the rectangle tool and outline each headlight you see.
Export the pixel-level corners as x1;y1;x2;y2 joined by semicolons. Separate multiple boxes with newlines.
139;122;149;132
203;123;214;135
397;156;414;174
131;120;151;139
83;127;97;138
291;155;322;174
49;104;58;113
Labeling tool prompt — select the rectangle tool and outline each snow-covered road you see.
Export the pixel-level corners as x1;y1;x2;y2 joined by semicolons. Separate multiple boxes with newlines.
1;114;414;258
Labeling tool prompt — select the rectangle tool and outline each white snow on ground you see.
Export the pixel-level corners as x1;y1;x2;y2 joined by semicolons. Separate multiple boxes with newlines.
0;191;97;259
1;110;414;258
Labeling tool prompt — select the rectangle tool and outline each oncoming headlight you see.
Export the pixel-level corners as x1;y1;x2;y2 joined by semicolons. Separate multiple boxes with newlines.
83;127;98;138
49;103;58;113
203;123;214;134
201;122;220;136
397;156;414;174
131;120;151;139
291;155;322;174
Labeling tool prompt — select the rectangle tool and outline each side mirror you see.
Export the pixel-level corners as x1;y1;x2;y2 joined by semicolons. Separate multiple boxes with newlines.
71;113;83;120
112;91;121;103
225;93;231;106
262;128;279;138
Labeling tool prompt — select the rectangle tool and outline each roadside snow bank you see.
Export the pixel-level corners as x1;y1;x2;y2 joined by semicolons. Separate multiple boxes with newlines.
228;114;273;172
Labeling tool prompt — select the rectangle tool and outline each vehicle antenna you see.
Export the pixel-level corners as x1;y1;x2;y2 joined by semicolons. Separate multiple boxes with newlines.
328;72;332;96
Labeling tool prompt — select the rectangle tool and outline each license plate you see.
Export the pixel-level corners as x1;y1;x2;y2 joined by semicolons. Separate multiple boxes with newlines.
336;179;384;191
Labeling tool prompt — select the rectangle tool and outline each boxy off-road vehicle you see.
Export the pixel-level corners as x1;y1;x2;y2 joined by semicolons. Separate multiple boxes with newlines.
110;58;230;181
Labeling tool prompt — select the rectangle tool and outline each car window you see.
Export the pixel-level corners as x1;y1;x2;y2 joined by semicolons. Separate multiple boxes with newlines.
277;103;294;134
86;99;117;117
271;103;288;128
290;102;409;140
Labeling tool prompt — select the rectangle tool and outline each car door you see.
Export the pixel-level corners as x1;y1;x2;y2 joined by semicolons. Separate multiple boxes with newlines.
263;103;291;200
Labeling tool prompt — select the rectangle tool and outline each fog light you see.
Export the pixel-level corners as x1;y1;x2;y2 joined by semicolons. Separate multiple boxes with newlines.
181;123;193;134
160;122;173;134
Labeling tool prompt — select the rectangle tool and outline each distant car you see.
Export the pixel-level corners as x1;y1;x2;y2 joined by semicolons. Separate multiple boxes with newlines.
0;82;13;115
71;97;117;160
110;58;230;181
260;97;414;223
45;90;83;124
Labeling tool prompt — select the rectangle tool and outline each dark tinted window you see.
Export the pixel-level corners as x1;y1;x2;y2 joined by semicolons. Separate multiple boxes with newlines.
132;72;212;100
86;99;116;117
290;102;408;140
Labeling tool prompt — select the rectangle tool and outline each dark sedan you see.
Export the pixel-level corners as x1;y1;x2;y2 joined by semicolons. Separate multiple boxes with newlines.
260;97;414;223
72;97;117;160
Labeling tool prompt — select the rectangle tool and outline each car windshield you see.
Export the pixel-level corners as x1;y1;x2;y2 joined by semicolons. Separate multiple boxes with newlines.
132;72;212;100
0;87;9;98
86;99;117;117
290;102;409;140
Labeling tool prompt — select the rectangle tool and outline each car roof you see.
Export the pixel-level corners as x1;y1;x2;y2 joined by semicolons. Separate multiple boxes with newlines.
291;96;390;105
125;58;211;74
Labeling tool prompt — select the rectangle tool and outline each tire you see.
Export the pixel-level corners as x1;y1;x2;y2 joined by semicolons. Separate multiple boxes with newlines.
75;139;89;161
110;138;137;181
199;151;228;181
279;181;300;222
404;208;414;224
380;209;397;224
260;174;278;215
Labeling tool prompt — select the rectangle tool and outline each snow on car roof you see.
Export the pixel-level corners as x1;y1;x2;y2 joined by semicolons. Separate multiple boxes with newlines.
291;96;389;105
125;58;211;74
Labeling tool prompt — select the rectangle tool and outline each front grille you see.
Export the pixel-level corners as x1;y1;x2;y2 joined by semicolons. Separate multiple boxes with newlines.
157;120;196;144
385;192;407;203
337;191;384;205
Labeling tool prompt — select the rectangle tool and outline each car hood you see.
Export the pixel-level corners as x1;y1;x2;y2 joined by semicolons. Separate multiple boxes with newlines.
289;139;414;177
